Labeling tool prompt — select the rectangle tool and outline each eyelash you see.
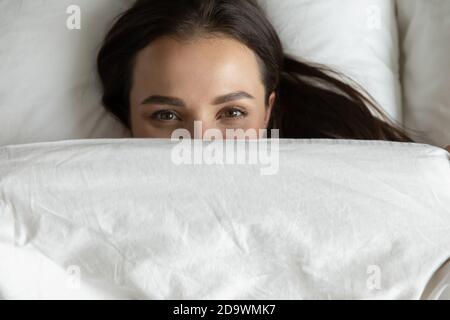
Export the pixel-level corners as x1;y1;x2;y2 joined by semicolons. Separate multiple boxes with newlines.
218;107;248;120
150;107;248;122
150;110;181;121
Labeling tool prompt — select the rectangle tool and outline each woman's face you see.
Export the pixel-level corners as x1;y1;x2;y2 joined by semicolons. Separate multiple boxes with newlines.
129;35;276;139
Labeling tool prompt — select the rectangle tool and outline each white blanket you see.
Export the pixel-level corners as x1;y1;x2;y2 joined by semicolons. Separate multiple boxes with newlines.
0;139;449;299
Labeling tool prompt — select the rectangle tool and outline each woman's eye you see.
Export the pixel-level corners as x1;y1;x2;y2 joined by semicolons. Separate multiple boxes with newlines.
220;107;248;119
151;110;180;121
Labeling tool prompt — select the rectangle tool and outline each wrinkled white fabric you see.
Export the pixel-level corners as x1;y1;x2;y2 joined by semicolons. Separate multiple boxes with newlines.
0;139;449;299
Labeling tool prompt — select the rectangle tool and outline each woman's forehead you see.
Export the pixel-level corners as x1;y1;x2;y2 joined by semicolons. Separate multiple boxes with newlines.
131;35;264;98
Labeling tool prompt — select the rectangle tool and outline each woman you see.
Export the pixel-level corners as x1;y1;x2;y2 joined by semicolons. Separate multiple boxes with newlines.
97;0;446;147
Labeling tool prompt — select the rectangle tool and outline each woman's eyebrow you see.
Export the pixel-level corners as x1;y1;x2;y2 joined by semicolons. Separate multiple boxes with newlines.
212;91;255;105
140;91;254;107
140;95;185;107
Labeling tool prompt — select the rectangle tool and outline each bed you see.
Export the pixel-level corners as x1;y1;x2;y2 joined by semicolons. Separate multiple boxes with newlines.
0;0;449;300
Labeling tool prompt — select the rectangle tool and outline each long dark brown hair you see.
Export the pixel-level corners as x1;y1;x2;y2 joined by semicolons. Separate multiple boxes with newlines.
97;0;413;142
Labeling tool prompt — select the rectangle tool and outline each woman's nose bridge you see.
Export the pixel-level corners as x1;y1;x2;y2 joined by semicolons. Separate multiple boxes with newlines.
184;114;216;137
189;110;215;128
196;118;215;135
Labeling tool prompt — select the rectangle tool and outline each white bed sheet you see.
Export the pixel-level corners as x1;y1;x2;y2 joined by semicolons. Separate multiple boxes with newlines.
0;139;449;299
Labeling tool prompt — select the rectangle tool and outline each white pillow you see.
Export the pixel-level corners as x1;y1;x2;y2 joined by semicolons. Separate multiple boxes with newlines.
0;0;401;146
0;0;132;146
396;0;450;147
258;0;403;122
